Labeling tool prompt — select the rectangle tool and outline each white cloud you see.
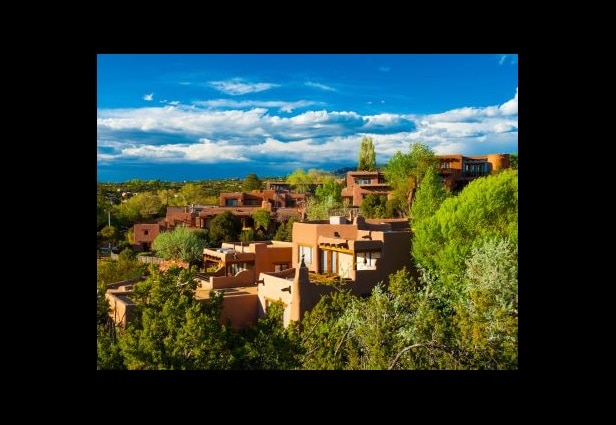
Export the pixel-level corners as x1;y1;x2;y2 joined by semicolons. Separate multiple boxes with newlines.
379;66;390;72
98;88;518;169
305;81;335;91
193;99;320;113
498;54;518;65
208;78;278;95
143;93;154;101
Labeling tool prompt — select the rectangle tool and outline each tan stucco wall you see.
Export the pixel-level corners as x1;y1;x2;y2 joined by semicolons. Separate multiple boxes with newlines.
210;269;255;288
256;272;294;321
219;294;259;329
105;292;136;328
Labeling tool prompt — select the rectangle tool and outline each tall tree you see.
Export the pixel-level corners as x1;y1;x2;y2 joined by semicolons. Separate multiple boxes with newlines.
242;173;262;191
152;226;209;265
409;166;449;226
286;168;312;194
357;136;376;171
384;142;438;215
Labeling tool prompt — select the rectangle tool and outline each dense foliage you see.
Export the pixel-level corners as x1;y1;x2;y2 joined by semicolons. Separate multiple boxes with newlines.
151;226;209;265
384;142;438;216
357;136;377;171
208;210;242;247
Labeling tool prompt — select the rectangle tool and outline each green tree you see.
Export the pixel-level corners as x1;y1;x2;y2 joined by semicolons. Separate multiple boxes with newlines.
118;266;236;370
286;168;312;193
97;279;127;370
357;136;376;171
97;323;126;370
273;218;295;242
152;226;208;265
233;301;304;369
409;166;449;226
157;188;178;206
242;173;262;191
252;209;271;233
360;194;387;218
97;253;148;287
240;227;255;244
177;183;208;205
299;289;356;369
453;237;518;369
384;142;438;215
305;195;342;221
411;168;518;292
100;225;119;247
113;192;164;231
314;176;342;203
208;211;242;247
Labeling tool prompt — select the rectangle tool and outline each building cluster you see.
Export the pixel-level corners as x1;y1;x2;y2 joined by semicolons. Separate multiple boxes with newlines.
106;153;511;330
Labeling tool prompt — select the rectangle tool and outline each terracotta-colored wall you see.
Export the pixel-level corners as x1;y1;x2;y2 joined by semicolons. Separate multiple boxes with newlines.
291;218;413;298
133;224;161;244
487;153;510;170
218;294;259;329
210;270;254;288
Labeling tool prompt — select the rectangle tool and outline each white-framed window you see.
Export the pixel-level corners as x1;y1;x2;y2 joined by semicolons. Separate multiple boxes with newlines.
357;251;380;270
299;245;313;265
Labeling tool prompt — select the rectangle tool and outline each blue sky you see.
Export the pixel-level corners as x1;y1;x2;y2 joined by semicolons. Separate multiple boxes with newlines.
97;54;518;182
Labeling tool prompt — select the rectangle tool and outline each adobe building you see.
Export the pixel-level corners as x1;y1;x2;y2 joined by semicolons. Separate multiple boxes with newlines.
257;215;413;327
132;223;164;252
437;153;511;192
341;171;392;207
104;276;145;328
197;241;293;329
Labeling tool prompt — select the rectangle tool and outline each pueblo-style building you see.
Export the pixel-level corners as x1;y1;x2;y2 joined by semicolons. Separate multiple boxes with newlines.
341;171;391;207
340;154;511;207
257;214;413;326
132;184;305;252
437;153;511;192
110;214;413;330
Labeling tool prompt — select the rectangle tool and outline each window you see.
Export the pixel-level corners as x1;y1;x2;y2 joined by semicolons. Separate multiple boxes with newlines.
299;245;313;265
357;250;380;270
318;249;339;274
274;263;290;272
225;199;238;206
143;230;149;235
319;249;328;273
355;178;372;185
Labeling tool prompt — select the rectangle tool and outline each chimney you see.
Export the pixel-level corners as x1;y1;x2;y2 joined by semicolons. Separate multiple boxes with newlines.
290;256;309;323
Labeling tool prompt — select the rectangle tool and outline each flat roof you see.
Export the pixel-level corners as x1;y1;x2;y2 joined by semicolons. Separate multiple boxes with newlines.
195;285;259;300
